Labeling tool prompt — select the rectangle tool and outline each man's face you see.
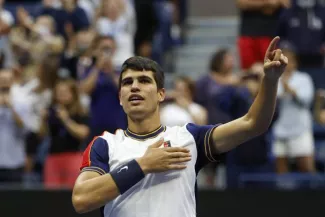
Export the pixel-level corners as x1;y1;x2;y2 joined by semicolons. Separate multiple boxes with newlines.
0;70;13;92
119;70;165;120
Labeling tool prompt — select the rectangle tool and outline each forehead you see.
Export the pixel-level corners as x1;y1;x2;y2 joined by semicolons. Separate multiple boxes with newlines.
121;69;155;80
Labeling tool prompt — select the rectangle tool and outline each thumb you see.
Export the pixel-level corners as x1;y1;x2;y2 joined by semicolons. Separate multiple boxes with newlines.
149;138;164;149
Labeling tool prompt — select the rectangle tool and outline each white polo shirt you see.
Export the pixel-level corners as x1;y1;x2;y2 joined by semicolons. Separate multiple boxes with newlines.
80;123;221;217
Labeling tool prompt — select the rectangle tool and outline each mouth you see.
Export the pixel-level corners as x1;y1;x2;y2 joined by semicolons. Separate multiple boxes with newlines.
128;94;144;104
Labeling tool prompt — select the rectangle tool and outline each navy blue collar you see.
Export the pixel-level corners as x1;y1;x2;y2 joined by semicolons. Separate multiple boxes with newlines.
125;125;166;140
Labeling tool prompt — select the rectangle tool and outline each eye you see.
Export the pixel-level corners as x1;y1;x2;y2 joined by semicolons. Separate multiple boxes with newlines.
122;79;133;86
139;78;151;84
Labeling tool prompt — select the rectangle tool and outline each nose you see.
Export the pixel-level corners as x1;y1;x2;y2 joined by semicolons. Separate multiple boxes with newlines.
131;80;140;92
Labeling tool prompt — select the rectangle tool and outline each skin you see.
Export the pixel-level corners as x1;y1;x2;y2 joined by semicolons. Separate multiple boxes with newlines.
72;36;288;214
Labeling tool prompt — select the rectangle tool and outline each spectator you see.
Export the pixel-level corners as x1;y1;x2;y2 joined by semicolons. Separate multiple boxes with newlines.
0;69;28;184
133;0;159;58
314;89;325;124
40;79;89;188
277;0;325;69
96;0;136;68
195;48;239;124
160;76;207;127
0;0;15;68
39;0;90;38
272;47;315;174
236;0;289;70
79;35;127;140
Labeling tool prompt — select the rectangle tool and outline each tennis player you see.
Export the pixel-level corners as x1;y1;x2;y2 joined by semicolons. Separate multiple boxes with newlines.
72;36;288;217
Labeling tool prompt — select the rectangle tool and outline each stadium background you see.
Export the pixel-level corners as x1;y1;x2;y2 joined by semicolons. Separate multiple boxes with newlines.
0;0;325;216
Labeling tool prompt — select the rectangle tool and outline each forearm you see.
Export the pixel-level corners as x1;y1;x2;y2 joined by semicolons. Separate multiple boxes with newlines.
73;173;120;213
237;0;269;10
62;118;89;140
246;76;279;134
80;68;99;95
314;98;324;124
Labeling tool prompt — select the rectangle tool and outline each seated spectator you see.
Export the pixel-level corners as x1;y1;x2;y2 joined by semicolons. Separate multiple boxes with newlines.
79;35;127;139
39;0;90;38
40;79;89;188
0;69;28;184
277;0;325;69
96;0;135;68
161;76;207;127
272;47;315;174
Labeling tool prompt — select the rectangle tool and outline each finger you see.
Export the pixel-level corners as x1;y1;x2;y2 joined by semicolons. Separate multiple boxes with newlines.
169;157;192;163
164;147;190;153
274;49;282;61
167;164;187;170
279;54;288;65
168;152;191;158
265;36;280;60
149;138;164;148
264;61;281;70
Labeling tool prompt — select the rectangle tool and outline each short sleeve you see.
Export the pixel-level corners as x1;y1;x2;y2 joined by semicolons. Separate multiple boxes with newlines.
80;137;110;175
186;123;221;172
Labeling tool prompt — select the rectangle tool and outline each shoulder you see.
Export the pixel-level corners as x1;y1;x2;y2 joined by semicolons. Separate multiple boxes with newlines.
296;71;313;82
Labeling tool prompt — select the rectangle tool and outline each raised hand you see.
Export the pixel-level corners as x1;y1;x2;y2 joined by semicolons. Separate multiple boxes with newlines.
263;36;288;81
136;138;192;174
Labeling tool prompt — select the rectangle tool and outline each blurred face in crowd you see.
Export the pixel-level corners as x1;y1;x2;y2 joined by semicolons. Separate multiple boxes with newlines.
76;29;95;54
95;37;116;69
55;81;74;106
119;70;165;120
174;78;193;101
0;70;13;91
35;16;55;37
61;0;77;11
221;52;234;73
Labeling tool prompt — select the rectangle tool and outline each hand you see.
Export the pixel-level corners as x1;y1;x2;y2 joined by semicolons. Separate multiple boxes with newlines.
56;106;69;122
136;138;192;175
263;36;288;81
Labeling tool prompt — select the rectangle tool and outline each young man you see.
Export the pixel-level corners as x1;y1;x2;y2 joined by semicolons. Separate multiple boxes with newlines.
72;37;288;217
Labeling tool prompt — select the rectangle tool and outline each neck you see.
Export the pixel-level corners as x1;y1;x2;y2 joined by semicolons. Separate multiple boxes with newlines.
127;109;162;134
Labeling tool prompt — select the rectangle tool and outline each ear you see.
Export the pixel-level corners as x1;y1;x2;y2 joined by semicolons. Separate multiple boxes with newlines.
158;88;165;103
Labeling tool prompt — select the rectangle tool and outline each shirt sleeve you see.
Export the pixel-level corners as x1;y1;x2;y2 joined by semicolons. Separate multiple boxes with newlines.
80;137;110;175
186;123;222;171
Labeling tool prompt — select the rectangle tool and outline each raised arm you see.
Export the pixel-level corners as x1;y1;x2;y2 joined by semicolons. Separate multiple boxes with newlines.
211;36;288;153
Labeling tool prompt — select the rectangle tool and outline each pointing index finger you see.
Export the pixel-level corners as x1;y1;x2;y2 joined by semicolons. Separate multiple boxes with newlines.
265;36;280;61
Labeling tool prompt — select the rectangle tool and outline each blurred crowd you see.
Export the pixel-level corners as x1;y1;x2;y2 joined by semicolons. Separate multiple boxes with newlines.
1;0;325;190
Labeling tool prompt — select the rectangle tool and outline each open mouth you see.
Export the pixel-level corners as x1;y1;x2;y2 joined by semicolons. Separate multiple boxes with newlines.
128;94;144;103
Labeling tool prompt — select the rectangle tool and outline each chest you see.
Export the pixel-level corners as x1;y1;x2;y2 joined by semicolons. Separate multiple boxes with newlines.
108;134;198;171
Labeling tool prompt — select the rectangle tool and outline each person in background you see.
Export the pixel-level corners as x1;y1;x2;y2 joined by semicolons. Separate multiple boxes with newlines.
272;46;315;174
160;76;207;127
195;48;239;125
277;0;325;69
0;69;28;184
236;0;289;71
96;0;136;68
39;0;90;38
79;35;127;140
0;0;15;68
314;89;325;125
40;79;89;188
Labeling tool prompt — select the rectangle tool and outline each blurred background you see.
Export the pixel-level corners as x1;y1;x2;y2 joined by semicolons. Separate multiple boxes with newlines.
0;0;325;216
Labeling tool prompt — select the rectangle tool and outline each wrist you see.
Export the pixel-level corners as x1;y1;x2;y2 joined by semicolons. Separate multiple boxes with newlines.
136;158;149;175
